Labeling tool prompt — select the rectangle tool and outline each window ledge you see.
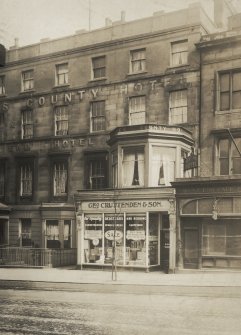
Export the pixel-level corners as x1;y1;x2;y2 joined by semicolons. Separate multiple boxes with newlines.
127;71;148;77
89;77;107;82
167;64;188;70
19;89;35;95
53;84;70;89
0;94;7;98
215;109;241;115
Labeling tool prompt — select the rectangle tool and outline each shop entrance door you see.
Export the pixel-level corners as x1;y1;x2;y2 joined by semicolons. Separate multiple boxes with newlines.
0;219;7;245
183;228;199;269
160;215;169;271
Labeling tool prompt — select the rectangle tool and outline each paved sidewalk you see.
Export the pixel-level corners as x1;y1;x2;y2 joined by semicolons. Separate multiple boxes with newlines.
1;267;241;287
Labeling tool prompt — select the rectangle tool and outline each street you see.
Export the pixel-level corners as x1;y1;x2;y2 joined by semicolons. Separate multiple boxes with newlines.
0;288;241;335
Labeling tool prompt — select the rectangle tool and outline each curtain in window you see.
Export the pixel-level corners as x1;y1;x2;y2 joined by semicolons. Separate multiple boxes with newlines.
54;163;67;195
151;147;175;186
55;107;68;135
131;50;146;72
123;149;144;187
171;41;187;66
20;164;32;196
64;223;70;240
57;64;68;85
46;223;59;240
129;96;146;125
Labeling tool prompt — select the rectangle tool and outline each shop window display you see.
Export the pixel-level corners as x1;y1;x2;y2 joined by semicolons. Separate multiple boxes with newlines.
126;214;146;266
104;215;124;265
84;215;103;263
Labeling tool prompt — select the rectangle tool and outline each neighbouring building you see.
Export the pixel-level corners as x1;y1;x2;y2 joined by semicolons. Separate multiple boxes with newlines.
174;7;241;271
2;1;237;272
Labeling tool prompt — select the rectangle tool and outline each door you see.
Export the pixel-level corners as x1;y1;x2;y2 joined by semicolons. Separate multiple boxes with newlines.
160;215;170;271
183;228;199;269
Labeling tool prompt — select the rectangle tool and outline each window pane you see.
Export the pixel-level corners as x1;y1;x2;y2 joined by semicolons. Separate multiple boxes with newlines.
104;214;124;265
46;220;60;248
202;224;225;255
220;73;230;92
122;147;144;187
232;91;241;109
226;223;241;256
220;92;229;110
232;72;241;91
84;215;103;264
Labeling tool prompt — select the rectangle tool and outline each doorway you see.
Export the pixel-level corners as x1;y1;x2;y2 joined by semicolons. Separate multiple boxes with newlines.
183;228;199;269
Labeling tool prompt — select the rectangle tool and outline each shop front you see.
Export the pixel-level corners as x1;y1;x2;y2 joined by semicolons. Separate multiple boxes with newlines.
75;189;176;272
174;178;241;270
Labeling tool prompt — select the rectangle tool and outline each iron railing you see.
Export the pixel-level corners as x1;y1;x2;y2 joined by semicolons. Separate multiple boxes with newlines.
0;247;77;268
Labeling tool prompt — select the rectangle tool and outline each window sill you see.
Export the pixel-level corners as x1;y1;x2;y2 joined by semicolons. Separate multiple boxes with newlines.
126;71;148;77
53;84;70;89
89;77;107;82
167;64;188;70
0;94;7;98
19;89;35;95
215;109;241;115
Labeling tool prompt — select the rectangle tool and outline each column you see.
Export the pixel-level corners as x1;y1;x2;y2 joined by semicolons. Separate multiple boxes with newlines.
168;199;176;273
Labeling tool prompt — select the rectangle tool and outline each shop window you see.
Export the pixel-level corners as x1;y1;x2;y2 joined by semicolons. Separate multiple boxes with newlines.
218;138;241;175
85;153;108;189
104;214;124;265
130;49;146;73
53;160;68;196
203;222;241;256
90;100;106;132
126;214;146;266
151;146;175;186
54;106;68;136
84;215;103;263
122;147;144;187
46;220;60;248
64;220;72;248
129;96;146;125
21;109;33;139
171;40;188;67
0;75;5;95
0;112;4;142
169;90;187;124
19;161;33;197
0;160;5;197
92;56;106;79
219;70;241;111
20;219;32;247
55;63;68;86
21;69;34;91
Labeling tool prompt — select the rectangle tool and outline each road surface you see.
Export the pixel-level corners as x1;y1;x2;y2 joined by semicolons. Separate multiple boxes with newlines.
0;287;241;335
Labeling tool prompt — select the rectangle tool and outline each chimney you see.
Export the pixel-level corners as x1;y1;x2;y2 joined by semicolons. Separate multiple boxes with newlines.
121;11;126;23
14;38;19;48
105;17;112;27
214;0;236;29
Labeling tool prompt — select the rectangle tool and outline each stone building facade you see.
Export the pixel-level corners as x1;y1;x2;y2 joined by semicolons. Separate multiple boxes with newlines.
0;3;222;271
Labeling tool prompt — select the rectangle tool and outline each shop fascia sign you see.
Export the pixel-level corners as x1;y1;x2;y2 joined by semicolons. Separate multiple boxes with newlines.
81;200;169;211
